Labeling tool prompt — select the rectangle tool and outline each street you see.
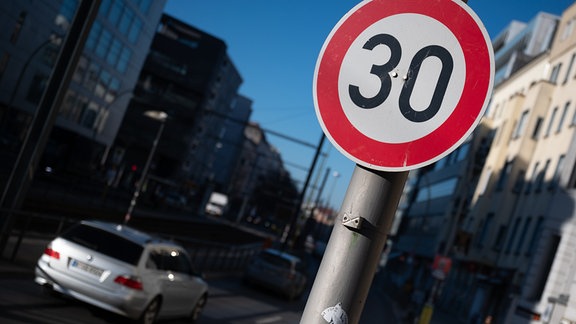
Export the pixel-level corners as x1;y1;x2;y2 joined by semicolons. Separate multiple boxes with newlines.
0;236;400;324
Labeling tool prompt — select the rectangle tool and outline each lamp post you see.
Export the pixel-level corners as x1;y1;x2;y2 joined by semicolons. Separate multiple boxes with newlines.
124;110;168;224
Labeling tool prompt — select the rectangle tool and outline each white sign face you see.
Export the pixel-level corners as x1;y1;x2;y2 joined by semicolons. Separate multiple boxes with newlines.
314;0;494;171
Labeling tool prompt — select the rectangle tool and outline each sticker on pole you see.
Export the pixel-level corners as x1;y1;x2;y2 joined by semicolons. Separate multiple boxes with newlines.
313;0;494;171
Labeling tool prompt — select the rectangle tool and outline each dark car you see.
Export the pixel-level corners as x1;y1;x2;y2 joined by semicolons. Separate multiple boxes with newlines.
243;248;307;300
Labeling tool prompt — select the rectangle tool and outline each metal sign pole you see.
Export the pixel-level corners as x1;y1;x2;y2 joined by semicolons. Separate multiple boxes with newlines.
300;165;407;324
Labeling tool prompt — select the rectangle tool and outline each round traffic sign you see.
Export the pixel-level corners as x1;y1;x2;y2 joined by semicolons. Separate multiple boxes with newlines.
313;0;494;171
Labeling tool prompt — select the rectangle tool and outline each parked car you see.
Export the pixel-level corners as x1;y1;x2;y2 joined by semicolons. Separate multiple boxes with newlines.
35;220;208;324
243;248;307;300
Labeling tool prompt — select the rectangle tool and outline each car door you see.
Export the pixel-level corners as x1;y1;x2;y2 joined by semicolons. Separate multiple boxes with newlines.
159;247;202;316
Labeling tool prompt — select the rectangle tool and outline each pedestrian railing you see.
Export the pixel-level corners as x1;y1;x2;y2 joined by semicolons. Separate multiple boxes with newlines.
1;209;265;276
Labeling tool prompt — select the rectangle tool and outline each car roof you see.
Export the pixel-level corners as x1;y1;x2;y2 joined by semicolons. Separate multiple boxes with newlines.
262;248;301;263
78;220;178;247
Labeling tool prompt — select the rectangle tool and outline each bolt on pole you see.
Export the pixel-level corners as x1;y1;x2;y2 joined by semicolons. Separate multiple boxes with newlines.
300;165;407;324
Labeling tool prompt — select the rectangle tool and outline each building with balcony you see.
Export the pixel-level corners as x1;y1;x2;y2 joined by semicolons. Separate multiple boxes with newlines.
426;3;576;323
112;14;250;210
493;12;559;87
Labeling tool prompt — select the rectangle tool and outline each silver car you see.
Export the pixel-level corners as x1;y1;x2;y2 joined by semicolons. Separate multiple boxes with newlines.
243;248;307;300
35;220;208;323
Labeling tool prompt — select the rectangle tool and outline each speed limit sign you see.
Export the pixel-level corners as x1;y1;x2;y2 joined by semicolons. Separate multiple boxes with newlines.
314;0;494;171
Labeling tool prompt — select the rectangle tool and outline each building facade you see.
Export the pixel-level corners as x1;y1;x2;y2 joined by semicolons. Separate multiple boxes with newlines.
0;0;166;177
386;6;576;324
111;14;248;208
427;4;576;323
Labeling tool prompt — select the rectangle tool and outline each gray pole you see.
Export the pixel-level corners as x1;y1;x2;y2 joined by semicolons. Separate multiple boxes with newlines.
300;165;408;324
282;133;325;250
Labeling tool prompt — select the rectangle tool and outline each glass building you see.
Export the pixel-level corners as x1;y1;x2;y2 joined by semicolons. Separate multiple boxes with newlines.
0;0;166;176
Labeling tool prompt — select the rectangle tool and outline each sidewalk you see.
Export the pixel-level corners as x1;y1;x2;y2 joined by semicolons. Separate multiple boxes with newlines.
375;271;462;324
0;235;49;278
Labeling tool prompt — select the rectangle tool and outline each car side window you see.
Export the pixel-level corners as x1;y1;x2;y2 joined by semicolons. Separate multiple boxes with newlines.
144;247;195;275
146;250;162;270
175;253;193;275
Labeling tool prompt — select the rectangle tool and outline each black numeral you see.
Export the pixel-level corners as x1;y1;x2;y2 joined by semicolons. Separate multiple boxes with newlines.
349;34;453;123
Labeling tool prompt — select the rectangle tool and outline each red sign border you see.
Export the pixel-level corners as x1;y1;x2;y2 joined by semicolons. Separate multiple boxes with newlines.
314;0;494;171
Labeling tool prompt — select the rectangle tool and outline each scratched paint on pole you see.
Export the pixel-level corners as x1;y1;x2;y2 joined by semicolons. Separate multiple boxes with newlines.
321;303;349;324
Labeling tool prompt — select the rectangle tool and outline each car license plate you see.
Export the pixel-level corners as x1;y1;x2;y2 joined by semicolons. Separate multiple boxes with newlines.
70;259;104;277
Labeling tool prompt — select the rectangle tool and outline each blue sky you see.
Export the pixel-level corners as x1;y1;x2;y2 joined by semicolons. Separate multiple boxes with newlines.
164;0;573;210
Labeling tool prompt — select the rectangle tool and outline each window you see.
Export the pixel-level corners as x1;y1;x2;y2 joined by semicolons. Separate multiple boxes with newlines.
532;117;543;139
148;249;193;275
118;8;134;35
551;155;566;189
493;225;508;252
86;21;102;51
60;91;77;118
98;0;112;16
108;1;123;26
434;155;447;170
557;102;570;133
415;178;458;202
59;0;77;22
535;160;550;191
95;29;112;58
95;70;111;98
549;64;562;83
61;224;143;265
476;213;494;248
128;18;142;43
496;160;513;191
81;102;100;129
106;39;122;66
69;95;88;123
525;162;539;193
26;73;48;104
512;170;526;193
513;110;529;138
515;217;532;255
138;0;152;13
456;142;470;161
571;105;576;126
561;19;575;41
505;218;521;254
564;54;576;84
117;47;132;73
526;217;543;256
84;62;100;91
105;77;120;104
545;107;558;137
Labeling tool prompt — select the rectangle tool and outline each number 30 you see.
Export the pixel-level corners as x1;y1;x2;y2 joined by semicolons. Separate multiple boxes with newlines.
348;33;454;123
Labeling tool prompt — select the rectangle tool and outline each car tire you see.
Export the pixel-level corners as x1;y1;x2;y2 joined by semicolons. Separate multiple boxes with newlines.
139;297;161;324
189;294;207;323
40;284;61;298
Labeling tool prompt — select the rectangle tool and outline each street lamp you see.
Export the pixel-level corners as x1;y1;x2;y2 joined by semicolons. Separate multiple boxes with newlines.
124;110;168;224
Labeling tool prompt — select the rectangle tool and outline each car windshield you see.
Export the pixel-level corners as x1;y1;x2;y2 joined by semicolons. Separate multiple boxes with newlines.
61;224;144;265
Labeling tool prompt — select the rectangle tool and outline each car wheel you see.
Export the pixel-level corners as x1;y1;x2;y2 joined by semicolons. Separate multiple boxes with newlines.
189;294;207;323
40;284;61;298
139;297;161;324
